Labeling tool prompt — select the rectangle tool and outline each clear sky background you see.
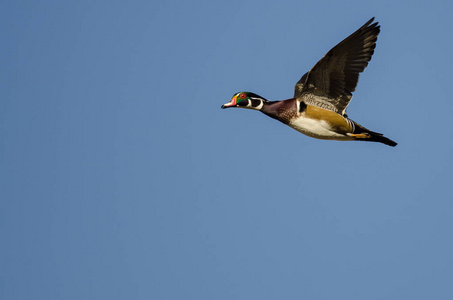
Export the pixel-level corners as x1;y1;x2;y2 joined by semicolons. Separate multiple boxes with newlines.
1;0;452;299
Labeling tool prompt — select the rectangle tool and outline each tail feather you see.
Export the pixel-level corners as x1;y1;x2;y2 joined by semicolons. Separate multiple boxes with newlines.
352;121;397;147
365;132;398;147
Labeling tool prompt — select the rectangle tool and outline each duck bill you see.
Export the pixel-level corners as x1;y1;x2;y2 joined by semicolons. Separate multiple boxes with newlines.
221;95;238;109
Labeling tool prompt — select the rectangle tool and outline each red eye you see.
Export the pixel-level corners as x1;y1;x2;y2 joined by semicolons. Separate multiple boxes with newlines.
240;93;246;99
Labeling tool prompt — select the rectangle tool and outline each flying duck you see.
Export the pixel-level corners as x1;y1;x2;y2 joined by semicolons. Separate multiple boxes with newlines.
222;18;397;147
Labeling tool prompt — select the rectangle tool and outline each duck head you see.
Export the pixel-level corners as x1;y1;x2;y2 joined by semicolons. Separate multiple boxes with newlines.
221;92;267;110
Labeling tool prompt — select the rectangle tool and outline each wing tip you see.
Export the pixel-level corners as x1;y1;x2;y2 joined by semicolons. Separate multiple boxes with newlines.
365;17;380;30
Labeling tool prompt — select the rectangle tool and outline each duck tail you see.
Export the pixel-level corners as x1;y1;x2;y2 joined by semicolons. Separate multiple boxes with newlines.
366;132;398;147
351;122;397;147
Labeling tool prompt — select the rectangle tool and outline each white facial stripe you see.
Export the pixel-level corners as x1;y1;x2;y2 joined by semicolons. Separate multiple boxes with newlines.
247;97;263;110
255;101;263;110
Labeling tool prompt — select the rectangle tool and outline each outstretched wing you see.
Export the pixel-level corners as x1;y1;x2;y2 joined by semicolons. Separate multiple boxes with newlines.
294;18;380;115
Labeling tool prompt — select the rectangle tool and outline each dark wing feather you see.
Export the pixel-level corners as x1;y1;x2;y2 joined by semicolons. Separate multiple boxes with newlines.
294;72;308;99
294;18;380;115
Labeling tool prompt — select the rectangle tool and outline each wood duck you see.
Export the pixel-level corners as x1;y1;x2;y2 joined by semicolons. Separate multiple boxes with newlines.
222;18;397;147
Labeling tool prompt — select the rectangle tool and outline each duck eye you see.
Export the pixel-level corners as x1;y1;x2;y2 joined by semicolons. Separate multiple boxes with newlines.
239;93;246;99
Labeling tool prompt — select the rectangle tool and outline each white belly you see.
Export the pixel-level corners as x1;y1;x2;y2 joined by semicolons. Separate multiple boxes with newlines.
288;117;351;140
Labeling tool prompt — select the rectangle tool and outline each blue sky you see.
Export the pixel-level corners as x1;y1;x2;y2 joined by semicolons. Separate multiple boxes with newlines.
1;0;452;299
